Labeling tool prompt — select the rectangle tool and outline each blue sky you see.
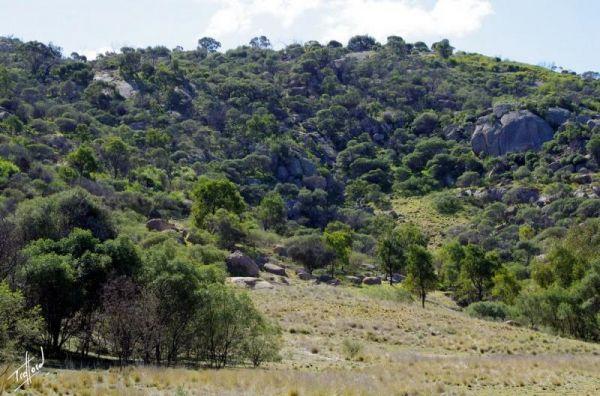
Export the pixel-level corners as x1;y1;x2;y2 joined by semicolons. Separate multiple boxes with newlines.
0;0;598;72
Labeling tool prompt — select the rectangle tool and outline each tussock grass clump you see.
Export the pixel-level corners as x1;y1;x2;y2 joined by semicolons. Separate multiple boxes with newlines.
359;284;413;303
342;339;363;359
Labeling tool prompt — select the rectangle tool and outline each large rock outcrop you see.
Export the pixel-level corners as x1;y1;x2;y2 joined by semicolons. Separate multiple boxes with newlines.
471;110;554;156
545;107;571;127
226;251;260;277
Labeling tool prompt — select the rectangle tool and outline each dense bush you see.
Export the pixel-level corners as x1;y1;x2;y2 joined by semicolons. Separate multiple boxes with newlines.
432;192;462;214
466;301;512;321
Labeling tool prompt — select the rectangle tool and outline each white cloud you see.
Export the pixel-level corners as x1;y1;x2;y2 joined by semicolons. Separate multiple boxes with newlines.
204;0;324;37
79;46;117;60
202;0;493;47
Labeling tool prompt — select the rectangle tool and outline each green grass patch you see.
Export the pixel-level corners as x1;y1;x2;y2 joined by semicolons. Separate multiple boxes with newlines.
359;284;413;303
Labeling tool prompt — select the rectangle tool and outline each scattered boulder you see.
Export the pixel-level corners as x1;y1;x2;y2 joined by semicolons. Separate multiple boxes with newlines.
504;320;521;327
296;268;314;281
328;278;341;286
587;119;600;130
574;186;598;199
362;276;382;285
548;161;562;172
572;173;592;184
505;205;518;217
473;187;507;202
576;114;591;125
228;277;273;290
254;280;275;290
228;277;259;288
545;107;571;127
503;186;540;205
536;195;554;207
146;218;177;232
443;123;474;141
0;107;10;120
226;251;259;277
346;276;363;285
94;71;137;98
42;134;72;153
471;110;554;156
317;274;333;283
362;264;377;271
263;262;287;277
391;273;405;284
492;103;513;118
273;244;287;257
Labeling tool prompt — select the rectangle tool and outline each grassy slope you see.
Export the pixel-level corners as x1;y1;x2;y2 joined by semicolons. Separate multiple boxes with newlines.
26;277;600;395
391;194;472;248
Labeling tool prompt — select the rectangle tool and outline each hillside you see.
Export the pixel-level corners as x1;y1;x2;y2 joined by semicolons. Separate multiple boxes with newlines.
0;34;599;394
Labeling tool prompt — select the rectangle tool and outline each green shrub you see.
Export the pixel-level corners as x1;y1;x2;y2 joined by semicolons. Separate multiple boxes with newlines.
466;301;511;321
342;339;363;359
0;158;19;185
432;192;462;214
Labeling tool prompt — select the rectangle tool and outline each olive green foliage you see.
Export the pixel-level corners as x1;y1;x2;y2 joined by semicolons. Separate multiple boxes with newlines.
67;145;99;177
285;234;335;274
466;301;511;321
194;283;280;368
405;245;436;307
459;245;500;302
14;188;116;243
257;191;286;232
432;192;462;214
377;223;428;285
432;39;454;59
0;159;18;186
191;177;246;227
204;208;247;249
101;136;130;177
323;221;353;277
0;282;42;363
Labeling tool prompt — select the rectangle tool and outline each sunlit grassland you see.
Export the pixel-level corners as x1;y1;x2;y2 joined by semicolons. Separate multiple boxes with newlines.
391;194;473;248
17;280;600;395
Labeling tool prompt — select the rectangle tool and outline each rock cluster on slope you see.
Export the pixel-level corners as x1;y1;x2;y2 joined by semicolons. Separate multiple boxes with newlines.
471;109;555;156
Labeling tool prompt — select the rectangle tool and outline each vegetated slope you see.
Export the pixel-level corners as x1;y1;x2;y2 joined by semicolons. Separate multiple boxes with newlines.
28;279;600;395
391;193;472;248
1;34;600;392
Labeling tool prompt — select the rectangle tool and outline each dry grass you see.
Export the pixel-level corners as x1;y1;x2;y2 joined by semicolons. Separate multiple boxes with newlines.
13;280;600;395
391;194;472;248
22;355;600;395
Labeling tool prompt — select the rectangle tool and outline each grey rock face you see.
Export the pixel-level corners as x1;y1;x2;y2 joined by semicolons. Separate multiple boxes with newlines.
228;277;273;290
296;269;314;280
273;244;287;257
317;274;333;283
146;218;177;232
226;251;260;277
493;103;513;118
545;107;571;127
503;186;540;204
263;262;287;277
94;71;137;98
362;276;382;285
346;276;363;285
587;119;600;130
471;110;554;156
